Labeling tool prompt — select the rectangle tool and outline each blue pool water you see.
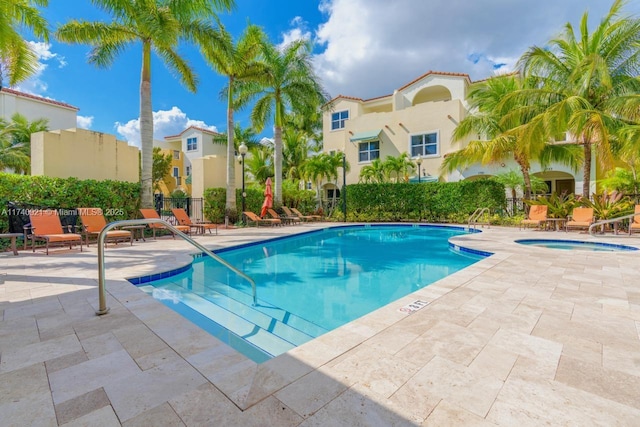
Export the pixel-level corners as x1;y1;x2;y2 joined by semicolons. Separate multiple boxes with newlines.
133;225;488;362
516;239;639;252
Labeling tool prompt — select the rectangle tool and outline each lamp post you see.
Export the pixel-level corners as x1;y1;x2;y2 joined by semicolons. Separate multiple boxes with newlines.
416;157;423;183
342;150;347;222
238;142;248;224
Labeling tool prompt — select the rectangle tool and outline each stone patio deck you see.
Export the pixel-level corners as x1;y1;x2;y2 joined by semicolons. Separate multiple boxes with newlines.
1;223;639;426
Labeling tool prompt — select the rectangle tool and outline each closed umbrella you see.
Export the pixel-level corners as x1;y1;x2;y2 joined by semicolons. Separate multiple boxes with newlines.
260;177;273;218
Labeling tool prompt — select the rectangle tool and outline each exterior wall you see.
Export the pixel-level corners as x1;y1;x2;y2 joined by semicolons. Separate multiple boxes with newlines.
31;128;139;182
190;155;242;200
0;88;78;130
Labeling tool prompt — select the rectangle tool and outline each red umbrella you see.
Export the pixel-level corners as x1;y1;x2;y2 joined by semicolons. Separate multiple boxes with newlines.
260;177;273;218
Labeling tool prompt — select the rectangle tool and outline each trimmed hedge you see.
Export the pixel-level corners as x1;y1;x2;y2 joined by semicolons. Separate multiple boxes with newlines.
0;172;141;234
344;180;506;222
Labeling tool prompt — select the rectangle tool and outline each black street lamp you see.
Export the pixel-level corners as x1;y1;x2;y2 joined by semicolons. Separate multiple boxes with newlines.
342;150;347;222
238;142;248;223
416;157;423;183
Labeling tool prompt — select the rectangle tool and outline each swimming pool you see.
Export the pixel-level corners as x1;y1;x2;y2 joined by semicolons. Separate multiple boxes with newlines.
515;239;639;252
133;225;488;362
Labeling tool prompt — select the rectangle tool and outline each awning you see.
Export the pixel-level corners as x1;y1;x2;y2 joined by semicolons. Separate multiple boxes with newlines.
350;129;381;142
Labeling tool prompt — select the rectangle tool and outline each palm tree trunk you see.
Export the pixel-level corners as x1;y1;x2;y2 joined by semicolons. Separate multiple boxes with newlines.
582;141;592;199
274;124;283;204
140;42;153;209
225;80;236;224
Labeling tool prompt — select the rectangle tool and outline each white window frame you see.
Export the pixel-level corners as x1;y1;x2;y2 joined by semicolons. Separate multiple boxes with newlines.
409;131;439;158
331;110;349;130
358;140;380;163
186;137;198;151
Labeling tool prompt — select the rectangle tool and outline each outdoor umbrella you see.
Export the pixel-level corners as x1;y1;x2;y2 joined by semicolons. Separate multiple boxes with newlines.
260;177;273;218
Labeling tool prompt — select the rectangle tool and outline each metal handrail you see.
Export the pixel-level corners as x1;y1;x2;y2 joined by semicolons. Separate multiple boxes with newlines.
468;207;490;230
588;212;640;237
96;218;257;315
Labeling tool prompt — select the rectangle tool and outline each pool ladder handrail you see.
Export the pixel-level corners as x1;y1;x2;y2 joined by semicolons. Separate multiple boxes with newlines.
467;207;490;230
588;212;640;237
96;218;257;315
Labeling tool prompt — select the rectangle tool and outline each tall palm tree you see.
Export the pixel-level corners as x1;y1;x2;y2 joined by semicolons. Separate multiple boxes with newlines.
301;153;332;203
515;0;640;198
441;74;582;201
0;0;49;87
282;126;309;184
244;144;273;185
55;0;233;208
199;23;265;218
237;38;328;204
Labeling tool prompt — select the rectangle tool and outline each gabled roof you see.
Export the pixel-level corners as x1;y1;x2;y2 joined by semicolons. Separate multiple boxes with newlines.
164;126;220;139
0;87;79;111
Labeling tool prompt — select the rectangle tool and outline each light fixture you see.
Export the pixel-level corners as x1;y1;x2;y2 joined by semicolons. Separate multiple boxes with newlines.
416;157;423;183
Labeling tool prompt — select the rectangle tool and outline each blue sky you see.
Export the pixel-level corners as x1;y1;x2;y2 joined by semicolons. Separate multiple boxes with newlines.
14;0;640;147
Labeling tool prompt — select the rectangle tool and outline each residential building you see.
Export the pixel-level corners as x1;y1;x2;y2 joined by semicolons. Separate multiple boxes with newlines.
0;87;78;129
322;70;589;199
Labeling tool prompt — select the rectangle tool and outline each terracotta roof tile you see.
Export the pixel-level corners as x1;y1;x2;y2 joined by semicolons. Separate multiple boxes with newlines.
0;87;79;110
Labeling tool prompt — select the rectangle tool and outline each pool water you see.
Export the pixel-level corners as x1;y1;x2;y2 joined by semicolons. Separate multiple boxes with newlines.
516;239;639;252
134;225;487;362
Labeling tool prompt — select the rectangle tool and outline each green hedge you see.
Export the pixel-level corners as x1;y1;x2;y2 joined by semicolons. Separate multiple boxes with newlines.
0;173;141;233
344;180;506;222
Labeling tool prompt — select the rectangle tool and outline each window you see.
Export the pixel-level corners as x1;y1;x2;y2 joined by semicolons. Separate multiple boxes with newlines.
358;140;380;162
410;132;438;157
186;165;191;176
172;167;179;177
186;137;198;151
331;110;349;130
173;150;180;160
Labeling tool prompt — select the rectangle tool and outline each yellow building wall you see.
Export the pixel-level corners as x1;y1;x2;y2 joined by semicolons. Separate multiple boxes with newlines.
156;147;189;196
31;128;139;182
191;155;242;200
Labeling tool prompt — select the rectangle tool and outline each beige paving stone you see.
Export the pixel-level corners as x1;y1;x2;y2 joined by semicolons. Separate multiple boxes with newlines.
555;355;640;409
80;331;125;359
169;383;242;426
602;344;640;377
489;328;562;363
0;332;82;373
560;336;602;365
49;349;141;404
2;296;62;320
360;325;421;355
45;350;89;375
0;390;57;427
423;400;497;426
0;363;50;404
0;315;39;348
133;345;184;371
111;323;170;360
55;387;111;425
242;396;304;427
59;405;121;427
275;369;350;418
468;344;518;381
122;402;185;427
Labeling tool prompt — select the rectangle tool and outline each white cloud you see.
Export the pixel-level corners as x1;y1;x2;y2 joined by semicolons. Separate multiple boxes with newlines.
76;115;94;129
312;0;640;99
115;106;218;147
13;42;66;95
277;16;312;50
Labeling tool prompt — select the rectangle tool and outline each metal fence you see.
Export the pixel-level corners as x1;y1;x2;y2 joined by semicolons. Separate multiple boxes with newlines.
154;195;205;222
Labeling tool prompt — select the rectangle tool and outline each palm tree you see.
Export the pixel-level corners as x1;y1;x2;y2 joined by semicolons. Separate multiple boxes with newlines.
383;153;415;183
199;23;265;218
55;0;233;208
359;159;387;184
0;118;30;172
237;38;328;204
282;126;309;185
0;113;48;173
244;144;273;185
0;0;49;87
515;0;640;198
441;74;581;201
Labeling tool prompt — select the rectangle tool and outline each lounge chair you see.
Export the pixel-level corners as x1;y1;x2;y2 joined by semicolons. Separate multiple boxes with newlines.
520;205;548;230
78;208;132;246
289;207;322;222
139;209;190;239
565;207;594;232
26;209;83;255
629;205;640;235
171;208;217;235
243;211;281;227
268;208;298;225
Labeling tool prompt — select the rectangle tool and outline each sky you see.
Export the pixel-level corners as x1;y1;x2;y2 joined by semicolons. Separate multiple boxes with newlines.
13;0;640;147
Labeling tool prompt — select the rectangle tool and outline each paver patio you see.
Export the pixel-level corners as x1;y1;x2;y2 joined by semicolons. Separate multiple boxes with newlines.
1;224;639;426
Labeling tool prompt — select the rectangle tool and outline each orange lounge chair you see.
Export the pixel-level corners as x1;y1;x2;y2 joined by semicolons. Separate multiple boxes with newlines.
27;209;83;255
629;205;640;235
243;211;281;227
171;208;218;235
267;208;296;225
289;207;321;221
565;207;594;232
520;205;548;230
139;209;190;238
78;208;132;246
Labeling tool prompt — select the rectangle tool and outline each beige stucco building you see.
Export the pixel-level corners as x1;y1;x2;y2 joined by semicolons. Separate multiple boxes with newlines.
31;128;139;182
0;87;78;129
322;70;586;198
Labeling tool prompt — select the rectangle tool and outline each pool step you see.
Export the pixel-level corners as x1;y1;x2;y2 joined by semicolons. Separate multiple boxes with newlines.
138;282;315;359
